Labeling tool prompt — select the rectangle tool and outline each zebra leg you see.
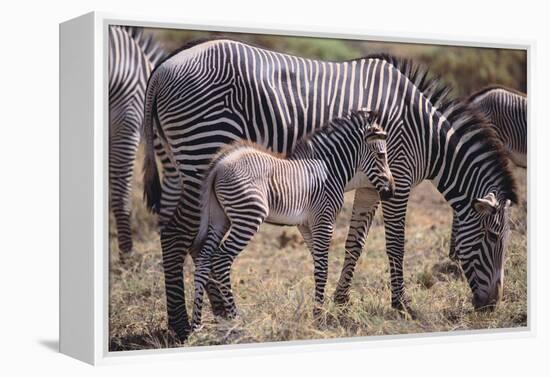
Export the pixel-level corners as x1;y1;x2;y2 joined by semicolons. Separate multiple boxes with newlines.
109;119;140;257
211;214;266;318
448;212;458;261
299;221;334;319
159;185;203;341
190;247;228;318
155;142;228;318
191;226;224;330
333;188;380;305
381;191;415;317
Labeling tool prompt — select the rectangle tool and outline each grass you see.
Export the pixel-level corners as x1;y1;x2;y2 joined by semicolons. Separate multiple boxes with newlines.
108;149;527;351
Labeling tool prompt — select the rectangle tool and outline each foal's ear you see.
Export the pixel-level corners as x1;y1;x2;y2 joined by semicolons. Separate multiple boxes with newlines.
358;108;378;124
366;123;387;141
357;107;378;124
472;192;498;216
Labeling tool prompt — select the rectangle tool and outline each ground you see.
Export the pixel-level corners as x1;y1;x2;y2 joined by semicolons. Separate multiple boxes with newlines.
108;149;527;351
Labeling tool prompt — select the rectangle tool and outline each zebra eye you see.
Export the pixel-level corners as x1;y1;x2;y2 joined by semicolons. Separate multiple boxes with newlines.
377;152;386;159
487;231;498;243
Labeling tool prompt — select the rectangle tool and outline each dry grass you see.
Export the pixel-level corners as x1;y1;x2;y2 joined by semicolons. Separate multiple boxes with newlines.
108;149;527;351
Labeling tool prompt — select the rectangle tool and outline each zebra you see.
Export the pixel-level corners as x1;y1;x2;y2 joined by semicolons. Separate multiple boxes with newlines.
448;85;526;261
108;26;165;257
142;39;518;340
190;110;394;329
466;86;527;168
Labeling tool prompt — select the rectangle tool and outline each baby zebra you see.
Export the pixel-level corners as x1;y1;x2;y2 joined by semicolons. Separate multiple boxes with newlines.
190;110;395;329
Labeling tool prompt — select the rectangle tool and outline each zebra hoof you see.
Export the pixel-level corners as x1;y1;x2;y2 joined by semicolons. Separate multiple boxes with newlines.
312;307;327;326
212;306;229;319
171;326;191;343
392;300;417;320
333;293;351;306
119;248;137;264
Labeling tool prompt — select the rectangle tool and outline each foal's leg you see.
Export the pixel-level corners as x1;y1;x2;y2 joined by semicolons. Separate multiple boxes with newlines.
192;226;225;329
212;211;267;318
299;220;334;318
157;149;228;318
333;188;380;305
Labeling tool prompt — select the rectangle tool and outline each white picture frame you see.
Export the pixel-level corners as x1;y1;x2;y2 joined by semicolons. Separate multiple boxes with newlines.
59;11;534;365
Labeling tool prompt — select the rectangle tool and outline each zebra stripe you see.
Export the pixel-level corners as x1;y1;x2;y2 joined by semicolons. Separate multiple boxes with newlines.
448;86;526;262
108;28;229;315
143;39;517;339
109;26;159;256
467;86;527;167
191;111;393;330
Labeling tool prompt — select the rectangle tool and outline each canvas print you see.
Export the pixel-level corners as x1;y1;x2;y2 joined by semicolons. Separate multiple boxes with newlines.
107;25;527;351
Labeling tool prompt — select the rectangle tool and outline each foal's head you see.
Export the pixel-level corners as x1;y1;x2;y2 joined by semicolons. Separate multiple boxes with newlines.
355;110;395;201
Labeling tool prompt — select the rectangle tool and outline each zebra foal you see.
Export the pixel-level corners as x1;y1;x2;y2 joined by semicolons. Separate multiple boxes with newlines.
190;110;394;329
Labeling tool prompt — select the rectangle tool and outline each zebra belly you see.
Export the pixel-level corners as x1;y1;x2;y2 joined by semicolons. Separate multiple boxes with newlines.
265;209;309;226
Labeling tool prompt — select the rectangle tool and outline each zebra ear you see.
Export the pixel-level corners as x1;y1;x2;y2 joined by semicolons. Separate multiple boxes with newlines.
357;108;378;125
472;192;498;216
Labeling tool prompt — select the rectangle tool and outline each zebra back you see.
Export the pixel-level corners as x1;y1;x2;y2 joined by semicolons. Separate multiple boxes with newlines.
465;85;527;167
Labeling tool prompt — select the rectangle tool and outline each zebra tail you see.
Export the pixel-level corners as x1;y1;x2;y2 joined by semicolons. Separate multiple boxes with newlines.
142;77;162;214
190;167;221;254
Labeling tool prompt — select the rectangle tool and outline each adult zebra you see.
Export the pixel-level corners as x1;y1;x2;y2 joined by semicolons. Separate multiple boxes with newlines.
143;39;517;340
466;86;527;168
448;85;526;261
108;26;165;256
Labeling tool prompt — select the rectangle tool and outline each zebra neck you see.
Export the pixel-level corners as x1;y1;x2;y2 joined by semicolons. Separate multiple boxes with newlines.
296;131;360;189
428;121;502;216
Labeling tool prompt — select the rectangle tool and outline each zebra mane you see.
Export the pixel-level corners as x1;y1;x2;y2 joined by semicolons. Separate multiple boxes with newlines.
208;140;287;170
357;53;455;111
291;110;375;158
363;53;518;204
443;100;519;204
465;85;527;103
119;26;167;68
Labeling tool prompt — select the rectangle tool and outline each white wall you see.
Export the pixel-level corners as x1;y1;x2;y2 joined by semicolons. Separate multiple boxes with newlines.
0;0;548;375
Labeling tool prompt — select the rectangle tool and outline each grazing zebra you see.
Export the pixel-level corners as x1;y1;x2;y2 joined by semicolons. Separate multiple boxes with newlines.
108;26;165;256
448;85;526;261
191;110;394;329
143;39;517;340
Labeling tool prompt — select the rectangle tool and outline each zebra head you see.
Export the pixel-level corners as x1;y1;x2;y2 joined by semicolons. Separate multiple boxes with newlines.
356;110;395;201
455;192;512;311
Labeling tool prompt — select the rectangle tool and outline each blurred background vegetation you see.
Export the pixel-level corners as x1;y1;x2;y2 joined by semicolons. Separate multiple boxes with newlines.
146;27;526;98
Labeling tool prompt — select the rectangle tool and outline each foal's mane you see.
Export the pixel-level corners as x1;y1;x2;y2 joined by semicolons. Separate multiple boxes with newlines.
290;110;377;157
